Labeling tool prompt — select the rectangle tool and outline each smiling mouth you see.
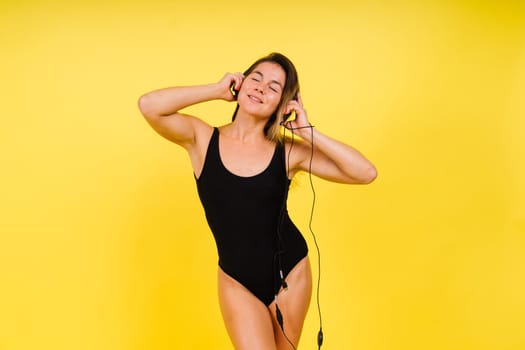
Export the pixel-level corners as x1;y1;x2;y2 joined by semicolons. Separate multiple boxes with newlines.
248;95;263;103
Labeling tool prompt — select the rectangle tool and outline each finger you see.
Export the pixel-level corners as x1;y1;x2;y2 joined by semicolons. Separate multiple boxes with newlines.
235;72;244;90
287;100;300;112
296;92;303;105
284;103;295;116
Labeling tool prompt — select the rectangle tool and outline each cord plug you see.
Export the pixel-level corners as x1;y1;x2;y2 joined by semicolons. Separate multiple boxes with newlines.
276;304;284;330
279;269;288;290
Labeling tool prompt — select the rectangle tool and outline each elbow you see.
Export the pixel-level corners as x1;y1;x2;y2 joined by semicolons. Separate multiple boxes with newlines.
360;165;378;184
137;93;155;119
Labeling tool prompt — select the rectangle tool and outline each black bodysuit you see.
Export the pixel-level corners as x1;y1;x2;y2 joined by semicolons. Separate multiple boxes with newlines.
195;127;308;306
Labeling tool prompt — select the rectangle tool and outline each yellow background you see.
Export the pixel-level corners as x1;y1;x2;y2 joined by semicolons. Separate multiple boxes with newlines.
1;0;524;349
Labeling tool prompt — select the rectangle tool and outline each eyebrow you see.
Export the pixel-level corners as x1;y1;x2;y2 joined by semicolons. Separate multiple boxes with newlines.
253;70;284;89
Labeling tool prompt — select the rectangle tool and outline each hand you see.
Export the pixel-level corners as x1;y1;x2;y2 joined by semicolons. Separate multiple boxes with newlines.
282;93;312;131
217;72;244;102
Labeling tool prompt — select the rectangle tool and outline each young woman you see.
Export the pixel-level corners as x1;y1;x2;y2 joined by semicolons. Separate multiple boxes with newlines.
138;52;377;350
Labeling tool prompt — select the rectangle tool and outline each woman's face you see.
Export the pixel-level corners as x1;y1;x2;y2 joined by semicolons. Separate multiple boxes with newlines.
238;61;286;118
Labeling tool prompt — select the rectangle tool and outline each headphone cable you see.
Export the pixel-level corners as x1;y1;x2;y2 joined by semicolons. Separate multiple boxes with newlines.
282;122;323;349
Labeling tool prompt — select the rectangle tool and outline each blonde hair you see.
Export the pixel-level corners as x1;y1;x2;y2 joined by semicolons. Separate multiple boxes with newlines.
232;52;300;142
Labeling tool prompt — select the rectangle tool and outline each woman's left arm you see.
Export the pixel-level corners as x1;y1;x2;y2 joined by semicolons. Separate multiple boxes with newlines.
284;94;378;184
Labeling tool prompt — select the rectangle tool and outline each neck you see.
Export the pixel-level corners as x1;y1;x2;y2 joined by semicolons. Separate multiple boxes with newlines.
227;111;268;142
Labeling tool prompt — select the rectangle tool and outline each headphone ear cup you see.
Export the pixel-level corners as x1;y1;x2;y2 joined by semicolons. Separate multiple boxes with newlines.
281;111;292;126
230;82;239;100
284;92;298;118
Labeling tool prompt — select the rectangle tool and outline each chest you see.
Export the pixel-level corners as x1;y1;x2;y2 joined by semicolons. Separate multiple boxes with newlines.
218;137;276;177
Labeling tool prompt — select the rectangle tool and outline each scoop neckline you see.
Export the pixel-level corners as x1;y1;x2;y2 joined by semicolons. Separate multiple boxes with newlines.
217;129;278;179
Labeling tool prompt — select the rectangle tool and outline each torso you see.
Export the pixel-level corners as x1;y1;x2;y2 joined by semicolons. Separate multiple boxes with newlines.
194;126;308;306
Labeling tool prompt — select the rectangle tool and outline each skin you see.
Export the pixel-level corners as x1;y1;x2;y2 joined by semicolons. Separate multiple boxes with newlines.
138;61;377;349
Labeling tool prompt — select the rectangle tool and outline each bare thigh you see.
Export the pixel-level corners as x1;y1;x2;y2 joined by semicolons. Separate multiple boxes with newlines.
217;268;277;350
269;257;313;350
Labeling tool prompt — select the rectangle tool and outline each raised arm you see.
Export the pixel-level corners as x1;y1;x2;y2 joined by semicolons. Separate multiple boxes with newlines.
284;93;377;184
137;73;244;148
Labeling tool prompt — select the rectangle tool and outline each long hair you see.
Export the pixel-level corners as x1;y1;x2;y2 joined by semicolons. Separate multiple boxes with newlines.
231;52;300;142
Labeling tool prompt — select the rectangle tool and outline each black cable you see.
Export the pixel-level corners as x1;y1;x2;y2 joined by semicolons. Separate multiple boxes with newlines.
276;302;297;350
306;125;324;349
274;124;298;350
281;121;323;349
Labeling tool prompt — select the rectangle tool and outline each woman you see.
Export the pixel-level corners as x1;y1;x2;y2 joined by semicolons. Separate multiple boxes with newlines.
138;52;377;350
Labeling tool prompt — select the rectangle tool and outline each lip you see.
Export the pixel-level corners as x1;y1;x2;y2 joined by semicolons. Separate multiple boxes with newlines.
247;94;263;104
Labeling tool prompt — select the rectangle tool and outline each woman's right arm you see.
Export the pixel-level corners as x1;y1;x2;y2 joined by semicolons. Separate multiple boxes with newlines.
137;73;243;149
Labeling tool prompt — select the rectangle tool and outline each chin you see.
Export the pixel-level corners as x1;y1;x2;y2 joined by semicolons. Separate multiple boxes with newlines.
239;104;273;120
